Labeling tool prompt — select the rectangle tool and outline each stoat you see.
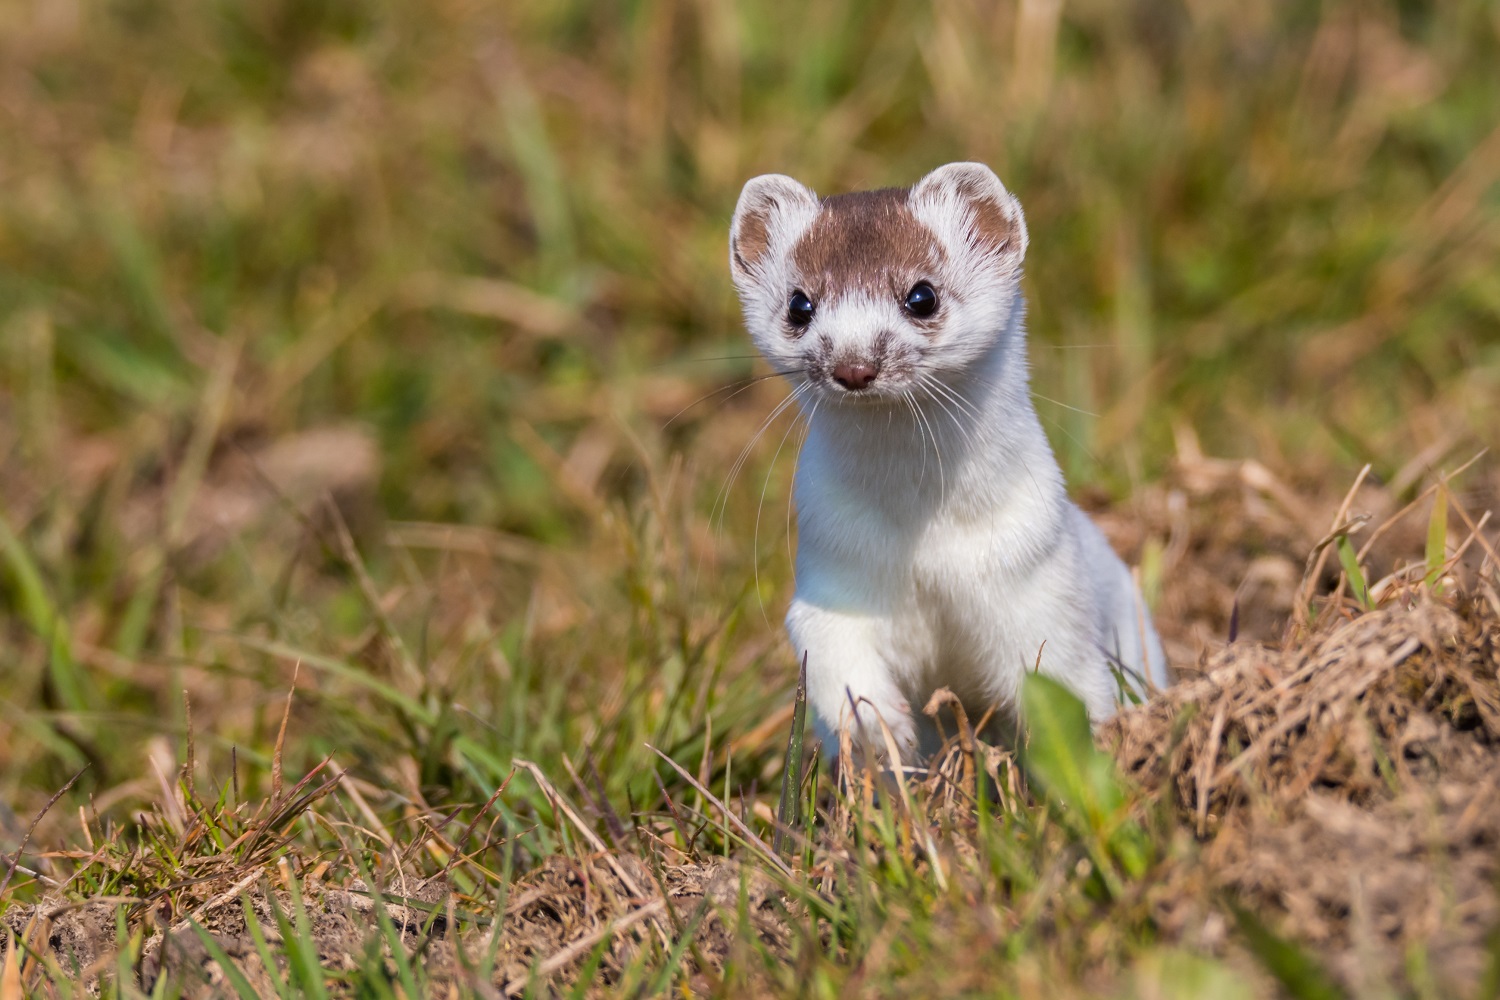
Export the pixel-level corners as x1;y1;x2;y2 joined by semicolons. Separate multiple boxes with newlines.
728;162;1167;765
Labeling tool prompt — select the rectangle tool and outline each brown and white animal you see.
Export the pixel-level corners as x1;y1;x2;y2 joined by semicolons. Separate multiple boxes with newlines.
728;162;1166;764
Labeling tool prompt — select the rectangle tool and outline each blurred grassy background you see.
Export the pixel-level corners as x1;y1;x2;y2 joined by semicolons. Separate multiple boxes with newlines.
1;0;1498;884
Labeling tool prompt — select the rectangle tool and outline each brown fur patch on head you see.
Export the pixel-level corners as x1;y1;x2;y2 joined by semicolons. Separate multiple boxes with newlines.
789;189;943;302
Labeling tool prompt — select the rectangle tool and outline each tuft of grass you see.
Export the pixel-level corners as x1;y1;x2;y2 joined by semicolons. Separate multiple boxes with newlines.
1020;673;1152;891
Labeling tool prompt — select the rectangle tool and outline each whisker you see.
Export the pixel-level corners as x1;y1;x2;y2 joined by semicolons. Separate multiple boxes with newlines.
1036;410;1104;470
660;367;804;431
660;370;805;432
934;378;984;425
1033;343;1110;350
916;377;964;447
788;398;818;580
959;371;1103;465
603;368;804;534
941;372;1050;508
648;354;766;369
753;383;812;627
920;375;980;452
932;389;980;463
901;392;928;484
964;369;1097;421
922;379;977;506
1029;390;1097;419
711;381;808;540
908;387;946;508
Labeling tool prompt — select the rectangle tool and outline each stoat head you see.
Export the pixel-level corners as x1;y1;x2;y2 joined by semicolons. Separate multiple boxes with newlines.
729;162;1028;401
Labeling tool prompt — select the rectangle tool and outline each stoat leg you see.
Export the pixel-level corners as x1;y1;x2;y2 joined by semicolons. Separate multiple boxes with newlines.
786;599;917;767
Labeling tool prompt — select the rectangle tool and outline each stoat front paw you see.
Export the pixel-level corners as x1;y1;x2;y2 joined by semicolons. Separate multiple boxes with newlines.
845;694;918;767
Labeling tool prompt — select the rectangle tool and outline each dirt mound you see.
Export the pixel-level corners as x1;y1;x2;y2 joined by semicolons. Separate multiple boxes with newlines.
4;876;453;994
2;858;788;995
1105;595;1500;994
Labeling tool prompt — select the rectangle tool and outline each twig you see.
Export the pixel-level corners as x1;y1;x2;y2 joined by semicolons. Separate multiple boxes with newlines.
0;766;87;900
645;745;794;880
513;759;668;946
1194;702;1228;836
856;697;948;892
441;768;516;877
1446;489;1500;573
327;758;387;841
164;868;263;942
1355;451;1486;562
1294;464;1372;632
325;496;422;684
271;661;300;803
500;899;666;996
512;760;644;896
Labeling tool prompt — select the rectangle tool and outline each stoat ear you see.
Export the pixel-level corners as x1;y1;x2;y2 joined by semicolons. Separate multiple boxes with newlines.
910;162;1027;263
729;174;819;282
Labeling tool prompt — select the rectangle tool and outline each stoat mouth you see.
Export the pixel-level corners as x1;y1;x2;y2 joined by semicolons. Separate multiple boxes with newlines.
814;379;917;404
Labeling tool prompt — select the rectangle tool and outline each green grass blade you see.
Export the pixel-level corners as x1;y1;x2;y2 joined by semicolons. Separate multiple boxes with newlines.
281;868;330;1000
644;898;712;996
114;908;137;999
185;920;261;999
564;932;620;1000
1020;672;1151;882
1336;536;1371;610
1477;907;1500;1000
1230;901;1348;1000
237;638;437;726
1020;674;1106;812
238;894;290;996
1425;483;1449;591
773;654;808;858
260;888;314;997
0;507;88;712
349;849;422;999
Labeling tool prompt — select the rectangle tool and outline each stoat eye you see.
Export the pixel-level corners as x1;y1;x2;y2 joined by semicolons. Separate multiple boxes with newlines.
787;290;815;328
904;282;938;318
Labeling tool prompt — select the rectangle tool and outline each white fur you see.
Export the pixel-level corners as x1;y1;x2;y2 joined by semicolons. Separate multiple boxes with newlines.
729;163;1167;764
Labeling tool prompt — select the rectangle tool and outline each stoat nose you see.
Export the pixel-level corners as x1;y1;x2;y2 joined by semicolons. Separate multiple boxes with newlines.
832;361;879;391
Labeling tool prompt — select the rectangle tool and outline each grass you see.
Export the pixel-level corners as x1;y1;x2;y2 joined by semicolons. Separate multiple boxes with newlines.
1;0;1499;995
